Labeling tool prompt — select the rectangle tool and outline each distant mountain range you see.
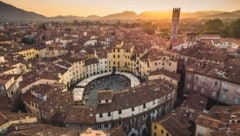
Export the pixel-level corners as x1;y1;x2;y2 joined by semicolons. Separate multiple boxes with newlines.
1;1;240;22
0;1;46;22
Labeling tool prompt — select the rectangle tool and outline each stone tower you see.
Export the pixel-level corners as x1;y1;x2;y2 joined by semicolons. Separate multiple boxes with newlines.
171;8;181;42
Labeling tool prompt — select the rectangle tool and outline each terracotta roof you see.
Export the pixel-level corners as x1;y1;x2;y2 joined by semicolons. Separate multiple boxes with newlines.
96;79;176;113
177;43;228;63
159;115;192;136
196;114;226;130
0;111;35;126
210;124;240;136
171;38;184;47
60;106;96;124
7;123;81;136
110;127;127;136
84;58;98;66
0;94;11;111
186;58;240;85
149;69;180;81
97;90;113;101
209;106;240;122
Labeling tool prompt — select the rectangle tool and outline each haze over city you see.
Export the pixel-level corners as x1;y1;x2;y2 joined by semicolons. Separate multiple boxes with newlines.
2;0;240;16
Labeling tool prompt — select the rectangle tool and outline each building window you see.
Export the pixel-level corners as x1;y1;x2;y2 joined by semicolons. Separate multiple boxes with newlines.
132;107;135;111
119;110;122;114
113;55;115;58
236;88;240;94
154;132;157;136
118;55;120;58
198;127;204;136
201;88;205;94
212;92;216;97
142;114;146;119
186;83;190;89
161;129;164;134
143;103;146;108
155;62;157;66
99;113;103;118
166;133;169;136
118;49;120;52
223;84;229;91
133;118;136;123
234;98;240;105
118;121;122;125
130;118;133;123
194;85;197;91
108;112;111;117
106;99;108;103
104;123;108;128
221;94;226;100
154;125;157;129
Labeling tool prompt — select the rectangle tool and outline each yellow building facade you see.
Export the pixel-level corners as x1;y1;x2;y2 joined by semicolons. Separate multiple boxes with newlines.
151;122;171;136
16;48;39;60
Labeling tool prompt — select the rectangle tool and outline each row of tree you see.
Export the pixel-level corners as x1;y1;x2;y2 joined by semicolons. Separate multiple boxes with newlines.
142;18;240;39
39;18;240;39
201;19;240;39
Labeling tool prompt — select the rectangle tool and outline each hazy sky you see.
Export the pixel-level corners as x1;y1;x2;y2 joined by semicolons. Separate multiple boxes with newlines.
3;0;240;17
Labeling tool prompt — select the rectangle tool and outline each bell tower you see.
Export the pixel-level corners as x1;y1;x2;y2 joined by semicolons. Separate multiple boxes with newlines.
171;8;181;42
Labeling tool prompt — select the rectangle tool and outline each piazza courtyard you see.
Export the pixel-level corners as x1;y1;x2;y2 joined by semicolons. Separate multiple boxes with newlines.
83;74;131;106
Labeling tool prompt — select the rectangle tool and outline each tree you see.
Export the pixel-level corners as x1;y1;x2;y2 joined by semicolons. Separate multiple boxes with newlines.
220;26;230;38
204;19;224;34
72;20;80;26
39;23;47;30
142;22;156;35
229;19;240;39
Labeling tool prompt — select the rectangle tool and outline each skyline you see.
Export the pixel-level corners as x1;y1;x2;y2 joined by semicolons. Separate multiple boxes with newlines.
2;0;240;17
